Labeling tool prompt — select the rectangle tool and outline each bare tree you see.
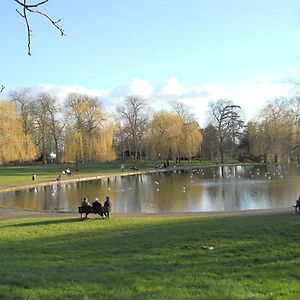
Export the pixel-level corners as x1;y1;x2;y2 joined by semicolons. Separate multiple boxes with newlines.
1;1;65;91
170;100;195;124
30;93;66;163
15;0;65;55
9;88;34;136
117;96;149;160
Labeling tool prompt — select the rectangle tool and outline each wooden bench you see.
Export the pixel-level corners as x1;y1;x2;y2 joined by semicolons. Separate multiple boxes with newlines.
293;201;300;214
78;206;102;218
78;206;111;218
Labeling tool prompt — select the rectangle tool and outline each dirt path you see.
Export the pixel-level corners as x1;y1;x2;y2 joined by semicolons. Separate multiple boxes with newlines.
0;207;294;221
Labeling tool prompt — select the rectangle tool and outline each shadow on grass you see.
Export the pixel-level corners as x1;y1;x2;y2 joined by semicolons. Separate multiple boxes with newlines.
0;214;299;299
6;216;107;227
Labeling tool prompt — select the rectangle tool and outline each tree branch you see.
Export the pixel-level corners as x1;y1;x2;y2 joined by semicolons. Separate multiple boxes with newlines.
15;0;65;55
15;0;48;8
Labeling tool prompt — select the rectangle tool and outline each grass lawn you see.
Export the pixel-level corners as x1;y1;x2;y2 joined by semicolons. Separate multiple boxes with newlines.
0;213;299;299
0;161;139;186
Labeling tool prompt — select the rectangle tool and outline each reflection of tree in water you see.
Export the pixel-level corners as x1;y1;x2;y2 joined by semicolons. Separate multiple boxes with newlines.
0;165;298;212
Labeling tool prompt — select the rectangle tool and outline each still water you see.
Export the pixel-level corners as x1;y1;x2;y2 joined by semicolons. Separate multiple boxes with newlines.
0;164;299;213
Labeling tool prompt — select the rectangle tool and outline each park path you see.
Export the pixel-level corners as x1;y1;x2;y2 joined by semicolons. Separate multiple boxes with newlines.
0;207;293;221
0;170;142;193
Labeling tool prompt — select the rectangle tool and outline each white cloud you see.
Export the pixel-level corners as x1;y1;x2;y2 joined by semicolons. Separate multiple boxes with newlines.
153;79;227;125
129;79;154;97
36;84;108;100
12;77;294;127
226;81;294;121
107;79;154;108
190;84;224;99
160;77;189;96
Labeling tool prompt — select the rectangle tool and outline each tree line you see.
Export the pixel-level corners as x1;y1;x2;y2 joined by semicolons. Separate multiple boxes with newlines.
1;89;300;165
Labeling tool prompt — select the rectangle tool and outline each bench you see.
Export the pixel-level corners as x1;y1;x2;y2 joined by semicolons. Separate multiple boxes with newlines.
78;206;111;218
293;201;300;214
78;206;102;218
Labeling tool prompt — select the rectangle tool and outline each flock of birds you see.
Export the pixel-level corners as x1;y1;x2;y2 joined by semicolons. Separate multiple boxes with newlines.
103;165;292;194
33;164;299;212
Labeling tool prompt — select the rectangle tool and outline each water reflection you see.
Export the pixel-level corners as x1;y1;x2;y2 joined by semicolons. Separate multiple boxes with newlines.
0;164;299;213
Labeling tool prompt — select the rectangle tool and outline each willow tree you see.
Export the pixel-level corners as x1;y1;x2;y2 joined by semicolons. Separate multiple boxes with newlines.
89;123;117;161
62;93;115;164
181;121;202;161
170;101;202;160
250;98;296;163
147;112;202;161
63;123;116;163
0;101;37;164
147;112;184;161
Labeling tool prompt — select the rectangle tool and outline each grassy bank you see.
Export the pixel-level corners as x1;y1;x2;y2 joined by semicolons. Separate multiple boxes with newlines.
0;160;215;187
0;161;139;186
0;213;299;299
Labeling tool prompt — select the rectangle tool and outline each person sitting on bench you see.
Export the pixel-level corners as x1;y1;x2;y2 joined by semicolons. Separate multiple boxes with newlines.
66;168;72;176
81;197;91;207
102;196;112;217
79;197;91;218
92;197;102;207
293;195;300;214
92;197;103;217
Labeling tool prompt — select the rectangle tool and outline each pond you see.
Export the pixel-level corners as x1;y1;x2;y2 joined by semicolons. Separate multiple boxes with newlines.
0;164;299;213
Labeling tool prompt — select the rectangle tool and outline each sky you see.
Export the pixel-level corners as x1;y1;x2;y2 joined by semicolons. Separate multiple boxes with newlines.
1;0;300;126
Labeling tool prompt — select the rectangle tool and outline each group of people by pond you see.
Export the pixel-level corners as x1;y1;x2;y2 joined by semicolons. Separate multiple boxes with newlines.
56;168;73;182
81;196;112;218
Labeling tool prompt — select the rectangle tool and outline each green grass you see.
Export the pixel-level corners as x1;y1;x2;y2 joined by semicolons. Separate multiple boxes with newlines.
0;160;217;187
0;214;299;299
0;161;145;186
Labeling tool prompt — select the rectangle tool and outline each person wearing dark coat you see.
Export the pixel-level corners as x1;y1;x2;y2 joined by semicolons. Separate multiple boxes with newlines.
102;196;112;217
92;197;102;207
92;197;103;216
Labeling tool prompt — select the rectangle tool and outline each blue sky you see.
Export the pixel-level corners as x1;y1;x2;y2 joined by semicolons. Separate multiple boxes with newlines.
1;0;300;125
